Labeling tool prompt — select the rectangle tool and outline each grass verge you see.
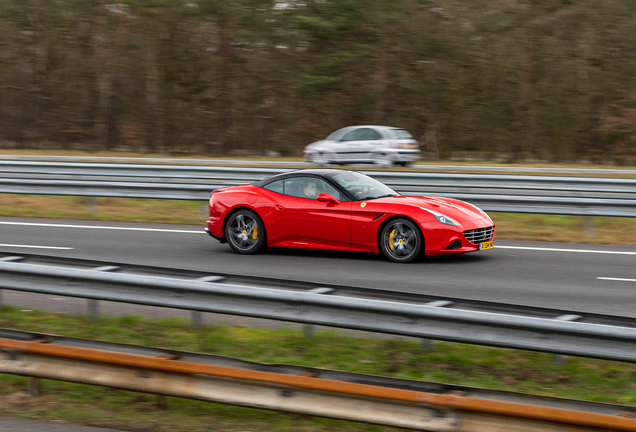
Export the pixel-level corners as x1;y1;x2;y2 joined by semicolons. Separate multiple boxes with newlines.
0;307;635;432
2;194;636;246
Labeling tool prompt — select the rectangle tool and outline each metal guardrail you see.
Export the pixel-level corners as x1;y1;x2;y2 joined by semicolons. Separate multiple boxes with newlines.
4;154;636;174
4;251;636;328
1;160;636;216
1;329;635;431
1;257;636;363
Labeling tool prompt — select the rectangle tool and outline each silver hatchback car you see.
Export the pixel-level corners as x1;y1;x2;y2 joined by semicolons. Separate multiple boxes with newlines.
303;125;421;167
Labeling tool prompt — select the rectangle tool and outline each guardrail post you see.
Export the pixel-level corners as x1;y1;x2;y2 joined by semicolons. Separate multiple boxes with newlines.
157;395;169;409
190;276;226;329
420;300;453;352
0;257;23;309
303;324;314;339
303;287;335;339
584;216;595;236
86;197;98;213
87;299;99;323
86;266;119;323
553;314;582;363
27;377;40;397
554;354;568;364
191;311;202;329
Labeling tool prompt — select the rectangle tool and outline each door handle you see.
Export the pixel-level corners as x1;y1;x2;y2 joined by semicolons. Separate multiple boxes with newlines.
275;204;285;210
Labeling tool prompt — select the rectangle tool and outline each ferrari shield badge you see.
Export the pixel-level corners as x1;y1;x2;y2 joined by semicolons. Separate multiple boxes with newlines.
360;202;367;208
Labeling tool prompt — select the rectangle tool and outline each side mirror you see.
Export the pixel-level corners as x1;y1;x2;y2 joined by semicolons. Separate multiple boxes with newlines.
317;193;340;205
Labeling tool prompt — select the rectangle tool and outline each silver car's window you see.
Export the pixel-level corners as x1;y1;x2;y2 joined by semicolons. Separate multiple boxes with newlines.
263;179;284;194
340;128;380;141
340;129;363;142
392;128;413;139
326;128;352;140
328;171;398;201
284;177;343;200
360;128;382;140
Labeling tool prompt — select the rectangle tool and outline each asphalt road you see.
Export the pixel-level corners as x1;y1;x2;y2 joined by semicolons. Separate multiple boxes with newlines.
1;217;635;317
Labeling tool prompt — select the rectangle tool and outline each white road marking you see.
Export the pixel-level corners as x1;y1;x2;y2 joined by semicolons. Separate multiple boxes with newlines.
495;245;636;255
597;277;636;283
0;221;203;234
0;244;74;250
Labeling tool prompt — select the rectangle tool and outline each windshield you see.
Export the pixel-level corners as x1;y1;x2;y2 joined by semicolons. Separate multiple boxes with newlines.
327;171;399;201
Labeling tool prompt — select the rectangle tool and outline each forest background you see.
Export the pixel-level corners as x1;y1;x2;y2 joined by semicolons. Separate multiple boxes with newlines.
1;0;635;164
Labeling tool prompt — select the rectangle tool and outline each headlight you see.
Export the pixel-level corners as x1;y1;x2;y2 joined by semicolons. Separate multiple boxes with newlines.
472;205;492;222
421;208;459;226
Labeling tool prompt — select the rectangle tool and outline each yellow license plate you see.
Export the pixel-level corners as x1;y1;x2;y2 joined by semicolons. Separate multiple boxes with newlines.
479;241;494;250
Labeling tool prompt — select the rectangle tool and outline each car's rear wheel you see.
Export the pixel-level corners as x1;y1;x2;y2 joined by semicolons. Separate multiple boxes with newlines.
379;218;422;263
225;209;267;254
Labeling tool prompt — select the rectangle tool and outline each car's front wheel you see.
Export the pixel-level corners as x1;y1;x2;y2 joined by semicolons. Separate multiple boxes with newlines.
308;151;336;165
379;218;422;263
225;209;267;254
371;153;395;167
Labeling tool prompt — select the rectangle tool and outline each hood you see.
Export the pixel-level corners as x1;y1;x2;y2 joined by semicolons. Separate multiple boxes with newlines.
304;140;331;150
371;195;484;223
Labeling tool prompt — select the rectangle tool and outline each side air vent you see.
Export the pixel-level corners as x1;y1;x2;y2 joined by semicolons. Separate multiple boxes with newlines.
445;240;462;250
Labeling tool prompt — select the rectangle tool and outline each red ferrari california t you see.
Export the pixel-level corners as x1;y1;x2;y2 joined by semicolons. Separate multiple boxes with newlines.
205;169;494;263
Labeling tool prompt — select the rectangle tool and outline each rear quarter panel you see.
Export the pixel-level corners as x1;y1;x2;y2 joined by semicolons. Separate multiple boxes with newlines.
208;185;279;241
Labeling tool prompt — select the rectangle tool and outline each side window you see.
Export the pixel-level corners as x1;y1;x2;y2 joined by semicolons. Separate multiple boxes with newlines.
358;128;370;140
367;128;382;140
354;128;381;140
284;177;342;200
340;129;361;142
263;179;284;194
317;181;343;200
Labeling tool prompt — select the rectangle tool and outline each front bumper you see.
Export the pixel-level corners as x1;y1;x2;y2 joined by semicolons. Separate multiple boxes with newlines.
422;219;495;256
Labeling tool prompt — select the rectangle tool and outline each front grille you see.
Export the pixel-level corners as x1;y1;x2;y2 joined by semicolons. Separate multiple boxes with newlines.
463;226;494;244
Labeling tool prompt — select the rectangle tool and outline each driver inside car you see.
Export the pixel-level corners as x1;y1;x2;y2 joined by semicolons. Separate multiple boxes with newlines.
354;186;370;198
303;180;318;198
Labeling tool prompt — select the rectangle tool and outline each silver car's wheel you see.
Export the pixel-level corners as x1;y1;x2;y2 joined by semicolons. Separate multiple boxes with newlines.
379;218;422;263
225;209;267;254
310;151;338;165
372;153;394;167
309;152;329;165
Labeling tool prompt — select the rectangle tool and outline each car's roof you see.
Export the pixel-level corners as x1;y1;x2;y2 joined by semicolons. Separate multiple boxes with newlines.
325;125;408;140
339;125;403;130
253;169;349;186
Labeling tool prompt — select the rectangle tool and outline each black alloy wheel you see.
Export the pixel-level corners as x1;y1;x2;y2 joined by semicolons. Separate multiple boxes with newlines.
225;209;267;254
379;218;423;263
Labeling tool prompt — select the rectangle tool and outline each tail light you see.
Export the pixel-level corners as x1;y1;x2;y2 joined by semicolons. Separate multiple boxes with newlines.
209;189;221;217
390;140;419;149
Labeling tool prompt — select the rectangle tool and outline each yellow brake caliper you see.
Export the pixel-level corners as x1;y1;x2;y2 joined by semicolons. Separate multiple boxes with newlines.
252;225;258;240
389;229;395;251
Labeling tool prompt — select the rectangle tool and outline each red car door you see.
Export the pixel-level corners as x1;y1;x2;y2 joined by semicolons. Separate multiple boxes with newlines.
274;177;352;247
